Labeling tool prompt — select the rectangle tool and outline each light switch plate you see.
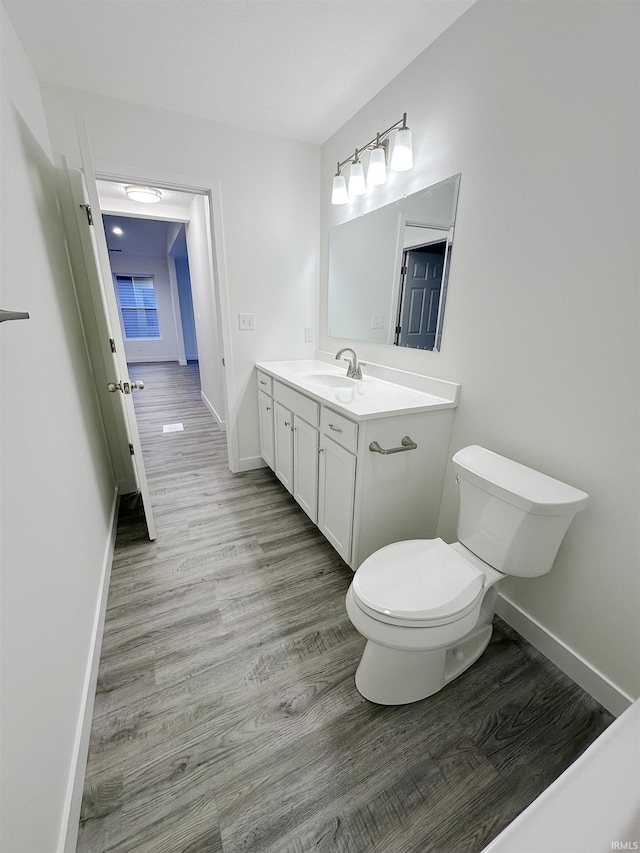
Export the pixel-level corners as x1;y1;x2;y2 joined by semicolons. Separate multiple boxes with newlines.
238;313;255;330
371;314;384;329
304;326;314;342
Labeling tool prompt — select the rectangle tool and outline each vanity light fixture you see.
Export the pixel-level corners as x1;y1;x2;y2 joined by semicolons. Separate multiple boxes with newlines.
347;151;366;198
331;113;413;205
331;171;348;205
125;185;163;204
366;137;387;186
390;123;413;171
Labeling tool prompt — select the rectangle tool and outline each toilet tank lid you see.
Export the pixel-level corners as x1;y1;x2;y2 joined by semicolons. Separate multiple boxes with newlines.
452;446;589;515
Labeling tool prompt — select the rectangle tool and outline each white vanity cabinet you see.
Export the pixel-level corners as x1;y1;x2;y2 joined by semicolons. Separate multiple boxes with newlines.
318;433;357;563
261;372;321;524
258;390;275;470
293;415;320;522
273;401;295;492
256;362;458;570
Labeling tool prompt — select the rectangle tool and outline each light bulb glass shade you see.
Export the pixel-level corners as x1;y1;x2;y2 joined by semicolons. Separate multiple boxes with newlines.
125;185;163;203
390;127;413;171
366;146;387;185
348;160;366;197
331;173;348;205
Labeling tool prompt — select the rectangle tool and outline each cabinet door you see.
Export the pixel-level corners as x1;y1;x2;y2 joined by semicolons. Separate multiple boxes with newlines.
293;416;319;523
258;390;275;470
318;435;356;564
274;402;294;493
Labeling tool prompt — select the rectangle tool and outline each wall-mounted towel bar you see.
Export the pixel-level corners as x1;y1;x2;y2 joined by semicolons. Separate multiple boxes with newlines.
369;436;418;455
0;309;30;323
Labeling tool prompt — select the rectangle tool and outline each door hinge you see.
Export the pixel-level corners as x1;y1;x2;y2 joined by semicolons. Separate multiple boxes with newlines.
129;443;135;456
401;265;408;275
80;203;93;225
109;338;116;353
222;357;226;367
395;325;402;335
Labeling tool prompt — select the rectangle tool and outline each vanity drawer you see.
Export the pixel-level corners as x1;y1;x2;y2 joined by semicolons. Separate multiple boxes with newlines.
321;407;358;453
274;381;319;426
256;370;273;396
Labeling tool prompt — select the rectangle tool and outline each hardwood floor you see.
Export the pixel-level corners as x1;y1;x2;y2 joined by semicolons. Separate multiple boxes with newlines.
76;361;613;853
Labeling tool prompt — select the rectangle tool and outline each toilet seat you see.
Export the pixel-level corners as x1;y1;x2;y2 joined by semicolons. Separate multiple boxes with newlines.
352;538;485;628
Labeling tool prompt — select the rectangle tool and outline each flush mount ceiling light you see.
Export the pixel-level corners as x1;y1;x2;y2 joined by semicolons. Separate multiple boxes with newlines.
331;113;413;205
125;185;163;204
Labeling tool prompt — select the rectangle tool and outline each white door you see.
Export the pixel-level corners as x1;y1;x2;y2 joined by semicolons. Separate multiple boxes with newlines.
72;121;156;540
293;416;318;523
318;435;356;563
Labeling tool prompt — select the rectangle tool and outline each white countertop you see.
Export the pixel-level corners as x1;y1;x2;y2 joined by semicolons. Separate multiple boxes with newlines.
255;359;459;421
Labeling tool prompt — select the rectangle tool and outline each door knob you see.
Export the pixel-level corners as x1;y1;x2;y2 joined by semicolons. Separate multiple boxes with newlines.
107;380;144;393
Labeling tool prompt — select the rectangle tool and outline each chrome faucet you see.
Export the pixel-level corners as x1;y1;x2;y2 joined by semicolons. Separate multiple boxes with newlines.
335;347;364;379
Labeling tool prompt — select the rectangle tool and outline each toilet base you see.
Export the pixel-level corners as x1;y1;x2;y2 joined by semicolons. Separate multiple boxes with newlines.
355;642;447;704
354;623;494;705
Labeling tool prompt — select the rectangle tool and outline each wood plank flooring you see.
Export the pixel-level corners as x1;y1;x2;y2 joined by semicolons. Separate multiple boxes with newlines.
76;361;613;853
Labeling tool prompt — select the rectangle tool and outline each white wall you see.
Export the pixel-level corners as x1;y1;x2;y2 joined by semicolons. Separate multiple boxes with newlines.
321;0;639;698
168;223;198;362
40;85;320;469
0;9;116;851
109;253;180;363
185;195;224;423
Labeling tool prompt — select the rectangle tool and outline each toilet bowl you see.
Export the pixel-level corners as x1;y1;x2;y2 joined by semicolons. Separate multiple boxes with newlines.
346;445;589;705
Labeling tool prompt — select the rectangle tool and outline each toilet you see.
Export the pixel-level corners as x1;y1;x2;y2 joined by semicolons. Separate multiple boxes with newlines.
345;445;589;705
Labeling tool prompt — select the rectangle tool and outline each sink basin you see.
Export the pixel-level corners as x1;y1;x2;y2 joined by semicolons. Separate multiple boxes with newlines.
298;371;356;389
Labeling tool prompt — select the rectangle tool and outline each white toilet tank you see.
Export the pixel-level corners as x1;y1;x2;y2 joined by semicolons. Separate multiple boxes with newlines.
452;446;589;577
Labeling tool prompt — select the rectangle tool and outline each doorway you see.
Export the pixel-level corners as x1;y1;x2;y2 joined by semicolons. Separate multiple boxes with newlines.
103;214;199;371
96;177;229;442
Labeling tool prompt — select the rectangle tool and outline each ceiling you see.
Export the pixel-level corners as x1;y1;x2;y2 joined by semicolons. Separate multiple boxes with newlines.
3;0;475;145
103;214;173;257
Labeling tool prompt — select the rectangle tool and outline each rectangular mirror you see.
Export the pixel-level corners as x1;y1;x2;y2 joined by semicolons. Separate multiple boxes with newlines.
327;174;461;350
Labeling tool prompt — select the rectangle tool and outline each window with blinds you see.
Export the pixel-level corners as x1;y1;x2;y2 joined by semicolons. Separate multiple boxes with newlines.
114;275;160;339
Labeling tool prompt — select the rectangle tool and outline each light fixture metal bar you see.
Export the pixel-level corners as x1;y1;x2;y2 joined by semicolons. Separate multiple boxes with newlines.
335;114;407;175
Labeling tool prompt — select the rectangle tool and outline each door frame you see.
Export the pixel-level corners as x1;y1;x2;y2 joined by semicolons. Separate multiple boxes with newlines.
91;161;239;474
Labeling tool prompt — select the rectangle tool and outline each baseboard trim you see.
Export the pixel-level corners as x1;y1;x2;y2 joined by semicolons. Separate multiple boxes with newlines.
239;455;267;472
496;593;633;718
59;488;120;853
201;390;226;431
125;355;178;363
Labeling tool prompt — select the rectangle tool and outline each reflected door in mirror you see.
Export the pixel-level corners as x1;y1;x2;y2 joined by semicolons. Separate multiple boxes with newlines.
397;243;446;349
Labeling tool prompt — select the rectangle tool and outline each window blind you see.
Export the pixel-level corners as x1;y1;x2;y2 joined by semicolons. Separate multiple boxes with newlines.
115;275;160;339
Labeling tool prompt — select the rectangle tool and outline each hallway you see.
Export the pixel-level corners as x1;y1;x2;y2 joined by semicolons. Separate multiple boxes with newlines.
76;362;613;852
